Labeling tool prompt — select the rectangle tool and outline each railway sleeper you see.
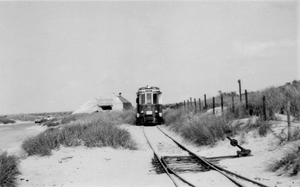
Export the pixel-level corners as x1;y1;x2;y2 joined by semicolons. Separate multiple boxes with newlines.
162;156;211;173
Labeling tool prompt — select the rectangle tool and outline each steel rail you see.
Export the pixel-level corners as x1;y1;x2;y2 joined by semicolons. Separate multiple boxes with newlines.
160;156;199;187
142;126;181;187
157;126;270;187
142;126;198;187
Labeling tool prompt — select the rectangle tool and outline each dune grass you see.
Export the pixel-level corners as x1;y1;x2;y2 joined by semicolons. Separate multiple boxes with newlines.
183;80;300;121
268;146;300;176
60;113;89;125
0;151;20;187
22;110;137;156
6;114;37;122
0;118;16;124
163;109;236;146
163;107;275;146
60;109;136;125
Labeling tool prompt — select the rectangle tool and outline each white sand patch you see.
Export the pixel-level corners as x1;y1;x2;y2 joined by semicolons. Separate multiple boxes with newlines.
18;146;174;187
18;125;174;187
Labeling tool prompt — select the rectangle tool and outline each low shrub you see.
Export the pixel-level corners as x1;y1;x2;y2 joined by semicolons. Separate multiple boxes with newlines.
22;128;60;156
257;119;272;137
0;118;15;124
0;152;20;187
163;109;192;131
22;115;137;156
7;114;36;121
61;113;89;125
268;146;300;176
164;109;234;146
60;109;136;126
228;103;249;119
80;121;136;148
291;127;300;140
118;109;136;125
43;119;60;127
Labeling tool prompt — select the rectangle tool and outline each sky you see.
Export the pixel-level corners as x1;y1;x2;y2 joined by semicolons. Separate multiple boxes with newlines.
0;0;298;114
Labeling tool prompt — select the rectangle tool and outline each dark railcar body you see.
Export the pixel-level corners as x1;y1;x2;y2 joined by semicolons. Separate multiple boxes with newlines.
136;86;163;125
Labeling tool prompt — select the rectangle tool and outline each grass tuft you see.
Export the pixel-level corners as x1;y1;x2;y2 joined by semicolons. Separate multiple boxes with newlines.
256;119;272;137
60;113;89;125
0;152;20;187
164;109;234;146
0;118;16;124
22;111;137;156
22;128;60;156
268;146;300;176
6;114;36;121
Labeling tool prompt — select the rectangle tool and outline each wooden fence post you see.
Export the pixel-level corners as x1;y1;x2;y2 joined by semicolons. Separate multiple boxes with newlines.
221;94;223;114
194;98;197;112
199;98;201;112
184;100;186;109
245;89;248;111
213;97;215;115
263;96;267;121
238;79;242;102
187;100;189;110
190;97;193;110
204;94;207;109
287;101;291;141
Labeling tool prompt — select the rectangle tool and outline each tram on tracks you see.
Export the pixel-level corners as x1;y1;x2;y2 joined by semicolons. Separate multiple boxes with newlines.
136;85;163;125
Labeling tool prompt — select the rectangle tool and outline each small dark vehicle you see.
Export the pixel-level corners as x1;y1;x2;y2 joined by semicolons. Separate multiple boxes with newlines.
34;117;47;123
136;86;163;125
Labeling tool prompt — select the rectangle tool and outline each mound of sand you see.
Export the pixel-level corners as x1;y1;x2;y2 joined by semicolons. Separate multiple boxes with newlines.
72;98;101;114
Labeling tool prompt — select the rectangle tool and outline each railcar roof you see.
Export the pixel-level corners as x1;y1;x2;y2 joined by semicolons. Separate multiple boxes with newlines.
137;86;161;94
138;86;160;90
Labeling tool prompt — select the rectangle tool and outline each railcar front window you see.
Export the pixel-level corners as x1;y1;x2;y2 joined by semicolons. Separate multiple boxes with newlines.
141;94;145;104
153;93;158;104
147;93;152;104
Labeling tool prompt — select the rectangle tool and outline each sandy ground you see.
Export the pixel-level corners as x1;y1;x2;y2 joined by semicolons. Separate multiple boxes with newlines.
1;116;300;187
0;122;46;157
159;116;300;187
13;124;174;187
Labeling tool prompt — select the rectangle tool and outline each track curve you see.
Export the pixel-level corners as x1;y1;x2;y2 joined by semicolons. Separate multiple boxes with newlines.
143;125;270;187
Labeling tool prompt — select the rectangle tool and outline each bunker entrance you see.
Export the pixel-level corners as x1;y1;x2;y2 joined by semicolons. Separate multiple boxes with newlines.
100;106;112;111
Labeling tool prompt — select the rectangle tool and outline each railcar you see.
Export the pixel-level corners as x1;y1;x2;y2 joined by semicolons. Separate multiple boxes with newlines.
136;85;163;125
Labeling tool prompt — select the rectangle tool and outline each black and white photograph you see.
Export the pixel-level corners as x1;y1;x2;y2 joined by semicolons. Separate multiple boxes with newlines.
0;0;299;186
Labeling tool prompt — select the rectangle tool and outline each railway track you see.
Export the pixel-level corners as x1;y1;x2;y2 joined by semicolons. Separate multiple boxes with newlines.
143;125;269;187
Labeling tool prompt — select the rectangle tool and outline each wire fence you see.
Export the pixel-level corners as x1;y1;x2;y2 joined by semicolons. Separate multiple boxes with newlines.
167;80;297;141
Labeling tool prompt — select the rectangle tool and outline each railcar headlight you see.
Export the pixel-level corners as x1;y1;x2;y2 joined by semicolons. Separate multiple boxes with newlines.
141;111;144;113
159;113;162;117
137;113;140;117
155;110;158;113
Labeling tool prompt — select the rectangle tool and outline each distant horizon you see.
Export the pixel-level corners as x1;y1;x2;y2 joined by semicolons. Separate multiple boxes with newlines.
0;1;298;115
2;78;298;116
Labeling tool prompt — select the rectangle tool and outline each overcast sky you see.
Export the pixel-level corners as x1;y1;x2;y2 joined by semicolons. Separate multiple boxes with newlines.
0;0;298;114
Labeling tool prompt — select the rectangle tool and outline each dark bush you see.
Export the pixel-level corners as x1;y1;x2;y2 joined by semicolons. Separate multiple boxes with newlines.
0;152;20;187
22;128;60;156
0;118;15;124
